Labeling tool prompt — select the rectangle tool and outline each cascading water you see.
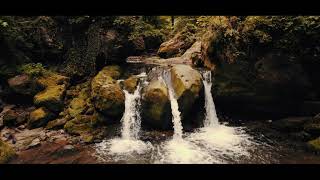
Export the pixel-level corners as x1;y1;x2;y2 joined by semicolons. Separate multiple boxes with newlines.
95;76;152;161
161;70;183;139
202;71;219;127
185;70;254;163
155;70;213;164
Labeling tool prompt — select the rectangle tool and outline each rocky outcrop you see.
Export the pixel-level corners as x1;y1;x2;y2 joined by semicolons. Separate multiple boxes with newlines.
158;31;196;58
141;78;171;129
91;66;125;120
213;54;312;119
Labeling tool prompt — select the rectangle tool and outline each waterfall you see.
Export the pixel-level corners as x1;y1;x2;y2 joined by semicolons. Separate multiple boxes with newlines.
161;70;183;139
202;71;219;127
95;77;152;158
120;84;142;140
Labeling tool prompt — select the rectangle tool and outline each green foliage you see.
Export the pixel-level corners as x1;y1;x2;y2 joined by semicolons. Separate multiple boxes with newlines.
18;63;46;77
113;16;167;43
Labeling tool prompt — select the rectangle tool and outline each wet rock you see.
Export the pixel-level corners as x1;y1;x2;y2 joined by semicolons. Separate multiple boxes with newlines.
272;117;312;132
28;107;55;129
0;140;16;163
170;64;204;127
122;76;139;93
141;78;172;129
91;66;125;119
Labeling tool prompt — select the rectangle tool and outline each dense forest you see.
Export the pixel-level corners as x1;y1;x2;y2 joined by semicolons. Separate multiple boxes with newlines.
1;16;320;164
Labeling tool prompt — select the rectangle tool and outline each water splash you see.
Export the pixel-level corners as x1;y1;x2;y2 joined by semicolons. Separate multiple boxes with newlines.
95;81;152;159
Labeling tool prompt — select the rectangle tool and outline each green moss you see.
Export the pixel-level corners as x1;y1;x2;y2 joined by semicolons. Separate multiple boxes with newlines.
18;63;46;77
0;140;16;164
46;118;67;130
100;65;122;79
64;115;99;135
91;68;125;118
308;138;320;151
122;76;139;93
34;84;66;112
28;107;54;128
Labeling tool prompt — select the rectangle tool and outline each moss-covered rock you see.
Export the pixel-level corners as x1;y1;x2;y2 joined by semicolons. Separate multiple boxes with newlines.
99;65;122;79
141;78;171;129
91;66;125;119
307;137;320;152
64;114;103;143
122;76;139;93
28;107;55;129
34;84;66;112
0;140;16;164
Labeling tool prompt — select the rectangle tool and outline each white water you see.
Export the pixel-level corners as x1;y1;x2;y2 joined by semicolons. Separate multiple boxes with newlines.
161;71;183;139
95;81;152;159
95;69;258;164
202;71;219;127
183;70;254;162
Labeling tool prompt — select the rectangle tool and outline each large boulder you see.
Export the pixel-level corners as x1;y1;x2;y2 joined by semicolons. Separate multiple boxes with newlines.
157;31;196;59
141;78;172;129
33;72;69;112
7;74;39;96
28;107;55;129
170;64;204;128
91;66;125;120
64;114;104;143
0;140;16;164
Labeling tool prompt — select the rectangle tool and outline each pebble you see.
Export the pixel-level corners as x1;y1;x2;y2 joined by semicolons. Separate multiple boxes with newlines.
27;138;41;149
63;145;75;151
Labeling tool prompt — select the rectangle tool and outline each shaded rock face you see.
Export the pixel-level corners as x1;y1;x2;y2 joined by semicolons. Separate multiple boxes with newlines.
91;66;125;120
272;117;312;132
212;54;312;120
157;31;196;58
141;78;172;130
170;64;204;128
7;74;39;96
28;107;55;129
